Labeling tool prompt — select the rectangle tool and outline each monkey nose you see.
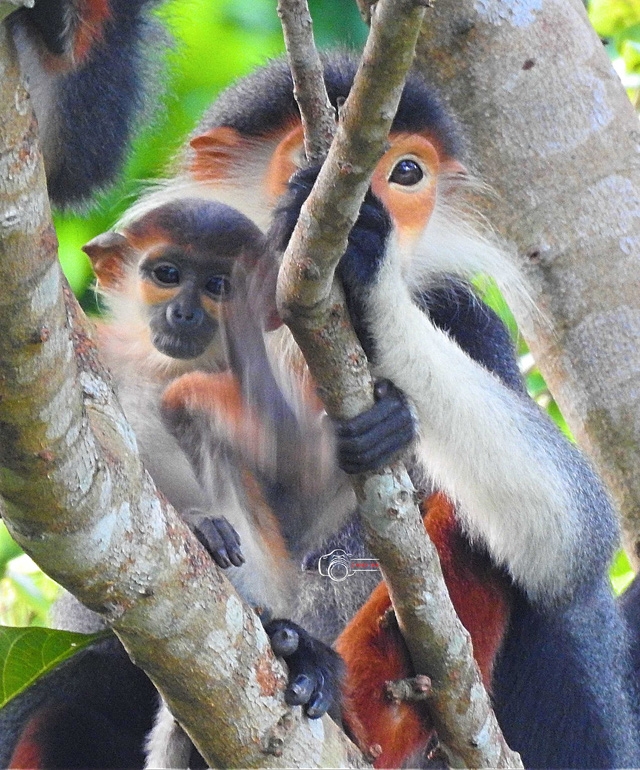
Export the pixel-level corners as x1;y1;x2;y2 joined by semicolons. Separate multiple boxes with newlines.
166;303;204;328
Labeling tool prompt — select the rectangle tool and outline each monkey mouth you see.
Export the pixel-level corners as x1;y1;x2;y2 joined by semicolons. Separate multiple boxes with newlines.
152;332;211;360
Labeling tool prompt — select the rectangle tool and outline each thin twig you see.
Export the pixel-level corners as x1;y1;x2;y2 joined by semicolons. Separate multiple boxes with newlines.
277;0;522;766
276;0;335;162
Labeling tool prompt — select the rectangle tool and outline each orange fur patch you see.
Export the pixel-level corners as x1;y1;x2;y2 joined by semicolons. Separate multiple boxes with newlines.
162;372;291;566
371;133;441;244
73;0;112;62
9;711;48;768
190;127;246;182
162;372;264;464
200;294;226;323
337;583;432;768
240;469;289;565
138;280;179;308
336;492;511;768
264;123;304;200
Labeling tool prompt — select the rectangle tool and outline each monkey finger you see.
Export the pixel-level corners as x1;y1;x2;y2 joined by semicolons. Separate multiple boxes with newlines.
335;382;413;439
263;618;343;719
285;674;316;707
338;423;415;474
305;689;332;720
268;624;300;657
193;517;245;568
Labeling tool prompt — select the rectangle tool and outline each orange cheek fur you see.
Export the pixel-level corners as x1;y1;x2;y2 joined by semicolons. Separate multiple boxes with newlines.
336;492;511;768
200;295;225;324
371;133;444;245
138;280;179;309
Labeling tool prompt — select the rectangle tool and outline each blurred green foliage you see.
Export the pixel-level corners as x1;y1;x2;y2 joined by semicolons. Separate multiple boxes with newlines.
590;0;640;102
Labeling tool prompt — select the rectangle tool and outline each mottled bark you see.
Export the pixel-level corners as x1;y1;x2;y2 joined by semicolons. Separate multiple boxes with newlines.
278;1;522;766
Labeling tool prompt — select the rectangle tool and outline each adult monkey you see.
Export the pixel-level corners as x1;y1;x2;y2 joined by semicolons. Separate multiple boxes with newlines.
142;55;640;768
2;53;638;769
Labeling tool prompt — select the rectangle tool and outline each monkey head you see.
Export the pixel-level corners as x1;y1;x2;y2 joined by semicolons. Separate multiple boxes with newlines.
83;198;267;371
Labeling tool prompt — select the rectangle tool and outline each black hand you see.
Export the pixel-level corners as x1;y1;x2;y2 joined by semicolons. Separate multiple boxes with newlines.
334;379;416;474
264;619;344;720
192;516;244;569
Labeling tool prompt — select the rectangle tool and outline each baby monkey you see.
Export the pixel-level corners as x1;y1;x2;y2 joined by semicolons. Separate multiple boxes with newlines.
84;198;263;570
83;198;342;717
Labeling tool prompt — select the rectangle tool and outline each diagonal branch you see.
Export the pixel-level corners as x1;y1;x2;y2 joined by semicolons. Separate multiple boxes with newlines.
276;0;335;162
277;1;522;766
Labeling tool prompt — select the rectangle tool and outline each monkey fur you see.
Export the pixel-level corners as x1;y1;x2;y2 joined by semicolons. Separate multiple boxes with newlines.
142;54;640;769
6;0;162;207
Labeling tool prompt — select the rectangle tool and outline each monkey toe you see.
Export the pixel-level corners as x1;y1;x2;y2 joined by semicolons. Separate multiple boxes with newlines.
264;619;344;719
193;517;244;569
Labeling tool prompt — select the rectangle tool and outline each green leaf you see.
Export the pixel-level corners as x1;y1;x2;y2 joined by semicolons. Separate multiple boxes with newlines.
0;626;106;708
611;550;636;596
0;522;22;574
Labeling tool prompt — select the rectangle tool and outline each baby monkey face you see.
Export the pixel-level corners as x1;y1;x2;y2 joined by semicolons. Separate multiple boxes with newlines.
84;198;268;363
139;245;233;360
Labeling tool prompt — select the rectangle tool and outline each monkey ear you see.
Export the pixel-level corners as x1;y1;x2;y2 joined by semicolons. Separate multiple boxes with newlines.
82;232;133;289
189;126;244;181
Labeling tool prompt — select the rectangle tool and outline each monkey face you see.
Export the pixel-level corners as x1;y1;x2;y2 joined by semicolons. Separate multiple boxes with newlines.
84;198;268;368
139;249;231;361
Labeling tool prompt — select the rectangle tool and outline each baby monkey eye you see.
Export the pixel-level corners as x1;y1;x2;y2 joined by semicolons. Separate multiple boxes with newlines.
152;264;180;285
389;158;424;186
205;275;231;298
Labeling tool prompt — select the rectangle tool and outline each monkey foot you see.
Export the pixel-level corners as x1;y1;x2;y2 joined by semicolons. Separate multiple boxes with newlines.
264;619;344;719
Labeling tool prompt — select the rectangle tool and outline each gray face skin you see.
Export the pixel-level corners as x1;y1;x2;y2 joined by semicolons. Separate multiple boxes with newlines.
140;249;233;360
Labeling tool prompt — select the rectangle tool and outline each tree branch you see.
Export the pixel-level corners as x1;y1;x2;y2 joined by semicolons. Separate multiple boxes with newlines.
0;24;362;769
277;1;521;766
276;0;335;163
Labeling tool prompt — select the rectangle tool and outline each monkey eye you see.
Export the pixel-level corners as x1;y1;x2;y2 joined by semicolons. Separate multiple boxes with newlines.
389;158;425;187
152;264;180;285
205;275;231;299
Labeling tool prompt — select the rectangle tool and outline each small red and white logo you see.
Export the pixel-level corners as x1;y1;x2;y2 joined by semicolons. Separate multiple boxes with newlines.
317;549;380;582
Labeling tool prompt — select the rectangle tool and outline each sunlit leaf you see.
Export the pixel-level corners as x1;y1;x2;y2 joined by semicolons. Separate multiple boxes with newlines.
0;523;22;574
590;0;640;39
0;627;106;708
611;550;636;595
